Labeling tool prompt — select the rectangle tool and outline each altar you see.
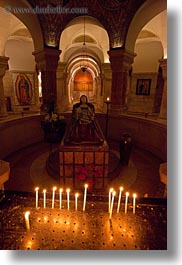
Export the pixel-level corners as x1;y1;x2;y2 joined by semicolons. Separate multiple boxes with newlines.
59;95;109;191
59;137;109;191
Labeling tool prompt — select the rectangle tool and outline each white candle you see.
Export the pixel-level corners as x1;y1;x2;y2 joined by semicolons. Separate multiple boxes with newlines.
108;188;113;213
125;192;129;213
59;188;63;209
66;188;70;210
83;184;88;211
133;193;137;214
75;193;79;211
52;186;57;208
109;191;116;219
43;189;46;208
35;187;39;208
117;186;123;213
24;211;30;230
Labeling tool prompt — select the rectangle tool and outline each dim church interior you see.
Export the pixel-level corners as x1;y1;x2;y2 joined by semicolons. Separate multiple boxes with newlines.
0;0;167;199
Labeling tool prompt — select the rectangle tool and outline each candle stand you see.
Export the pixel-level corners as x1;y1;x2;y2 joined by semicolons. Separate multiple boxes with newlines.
104;101;111;139
0;191;167;250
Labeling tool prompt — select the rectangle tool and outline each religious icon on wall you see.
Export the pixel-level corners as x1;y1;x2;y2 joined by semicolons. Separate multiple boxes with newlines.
14;73;33;105
136;79;151;96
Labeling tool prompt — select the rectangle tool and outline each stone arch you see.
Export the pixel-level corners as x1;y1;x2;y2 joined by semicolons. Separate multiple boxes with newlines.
59;15;109;64
0;0;44;52
125;0;167;54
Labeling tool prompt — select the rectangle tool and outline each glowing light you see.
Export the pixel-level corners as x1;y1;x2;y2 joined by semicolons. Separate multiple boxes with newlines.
52;186;57;209
125;192;129;214
75;193;79;211
66;188;70;210
59;188;63;209
133;193;137;214
108;188;113;213
117;186;124;213
35;187;39;208
83;184;88;211
109;191;116;219
43;189;46;208
24;211;30;230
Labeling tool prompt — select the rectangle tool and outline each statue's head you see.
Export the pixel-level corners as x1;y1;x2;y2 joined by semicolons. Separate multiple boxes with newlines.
80;95;88;104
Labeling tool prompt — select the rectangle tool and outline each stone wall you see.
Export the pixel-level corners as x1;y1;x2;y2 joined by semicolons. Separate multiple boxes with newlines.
127;72;158;113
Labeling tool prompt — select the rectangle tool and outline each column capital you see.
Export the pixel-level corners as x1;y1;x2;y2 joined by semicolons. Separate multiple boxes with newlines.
33;48;61;71
108;48;136;72
159;58;167;79
0;56;9;77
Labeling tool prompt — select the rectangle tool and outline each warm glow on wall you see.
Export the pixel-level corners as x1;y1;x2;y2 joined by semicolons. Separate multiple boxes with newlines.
74;70;93;91
38;72;42;97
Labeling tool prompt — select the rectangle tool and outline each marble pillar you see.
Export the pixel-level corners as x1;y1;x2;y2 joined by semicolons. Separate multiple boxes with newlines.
33;48;61;111
108;48;135;114
0;56;9;118
159;59;167;119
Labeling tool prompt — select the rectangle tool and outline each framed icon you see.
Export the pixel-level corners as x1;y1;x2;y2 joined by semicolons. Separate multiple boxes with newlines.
136;79;151;96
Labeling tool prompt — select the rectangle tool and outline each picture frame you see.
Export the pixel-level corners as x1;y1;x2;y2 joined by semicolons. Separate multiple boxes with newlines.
136;79;151;96
12;72;35;106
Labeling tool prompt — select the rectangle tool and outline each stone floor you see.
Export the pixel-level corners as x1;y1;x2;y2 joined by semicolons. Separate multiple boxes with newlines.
4;140;165;198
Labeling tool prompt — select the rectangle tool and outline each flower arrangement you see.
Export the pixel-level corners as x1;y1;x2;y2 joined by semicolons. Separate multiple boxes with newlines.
41;104;66;143
75;164;103;192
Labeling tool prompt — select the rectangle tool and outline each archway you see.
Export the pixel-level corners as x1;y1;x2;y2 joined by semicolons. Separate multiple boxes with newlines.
125;0;167;55
58;15;109;112
0;0;44;53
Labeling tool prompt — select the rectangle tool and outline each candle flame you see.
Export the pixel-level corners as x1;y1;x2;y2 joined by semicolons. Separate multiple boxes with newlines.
66;188;70;192
109;188;113;192
35;187;39;191
59;188;63;192
107;97;110;101
43;189;46;193
120;187;124;191
75;193;79;197
25;211;30;219
53;186;57;191
84;184;88;188
126;192;129;196
133;193;137;198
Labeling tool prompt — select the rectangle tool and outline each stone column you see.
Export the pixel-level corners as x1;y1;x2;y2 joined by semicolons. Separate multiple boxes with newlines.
57;62;68;112
158;59;167;119
0;56;9;118
33;48;61;111
107;48;135;114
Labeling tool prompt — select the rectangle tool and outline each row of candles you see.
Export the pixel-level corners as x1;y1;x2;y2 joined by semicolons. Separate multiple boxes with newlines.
108;187;136;219
35;185;137;215
35;184;87;212
24;185;137;229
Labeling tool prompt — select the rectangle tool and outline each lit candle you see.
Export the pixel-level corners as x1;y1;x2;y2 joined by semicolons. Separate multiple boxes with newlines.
24;211;30;230
75;193;79;211
117;186;123;213
109;191;116;219
125;192;129;213
133;193;137;214
52;186;57;208
83;184;88;211
35;187;39;208
43;189;46;208
59;188;63;209
66;188;70;210
107;97;110;101
108;188;113;213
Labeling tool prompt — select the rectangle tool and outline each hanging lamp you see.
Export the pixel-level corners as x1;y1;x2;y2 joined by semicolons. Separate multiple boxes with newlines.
80;16;88;72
